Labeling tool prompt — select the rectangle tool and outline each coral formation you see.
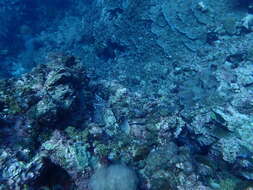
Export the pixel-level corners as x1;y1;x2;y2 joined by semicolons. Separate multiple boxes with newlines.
89;164;138;190
0;0;253;189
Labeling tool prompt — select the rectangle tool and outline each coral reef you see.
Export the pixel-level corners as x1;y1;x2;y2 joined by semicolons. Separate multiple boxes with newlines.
0;55;252;189
0;0;253;189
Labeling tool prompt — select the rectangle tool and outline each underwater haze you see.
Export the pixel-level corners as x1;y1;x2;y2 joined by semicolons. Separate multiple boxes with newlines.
0;0;253;189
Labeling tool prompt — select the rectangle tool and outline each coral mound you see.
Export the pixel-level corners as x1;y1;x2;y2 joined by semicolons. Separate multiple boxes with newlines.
90;164;138;190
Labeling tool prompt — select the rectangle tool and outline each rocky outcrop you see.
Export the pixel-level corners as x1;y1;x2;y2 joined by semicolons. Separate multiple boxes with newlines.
0;54;91;151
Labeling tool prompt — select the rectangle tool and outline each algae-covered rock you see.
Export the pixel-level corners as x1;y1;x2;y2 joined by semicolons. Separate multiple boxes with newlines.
41;130;92;173
0;54;91;151
0;54;89;127
0;149;45;189
140;142;203;190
